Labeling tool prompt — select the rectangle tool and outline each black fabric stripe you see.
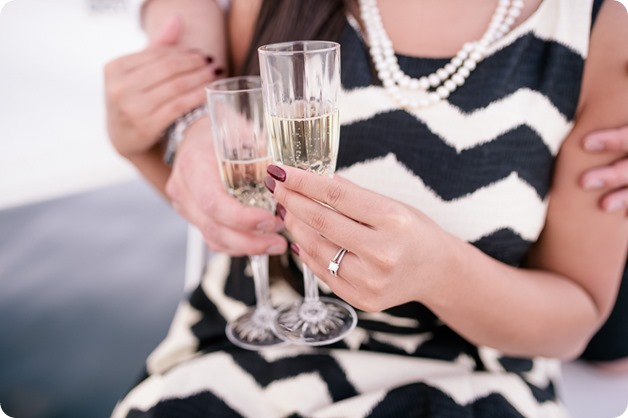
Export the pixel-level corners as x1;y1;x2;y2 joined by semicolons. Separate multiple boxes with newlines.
471;228;533;267
339;113;555;200
592;0;605;28
188;284;228;350
366;382;527;418
223;256;255;304
125;391;243;418
340;23;584;119
525;380;559;404
229;351;359;402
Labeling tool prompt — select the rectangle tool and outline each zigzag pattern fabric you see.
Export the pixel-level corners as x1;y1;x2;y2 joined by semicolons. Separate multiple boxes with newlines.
113;1;600;416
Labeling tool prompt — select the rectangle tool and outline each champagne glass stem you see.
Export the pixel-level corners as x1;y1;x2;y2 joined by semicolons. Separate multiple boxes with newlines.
303;265;320;304
250;255;271;311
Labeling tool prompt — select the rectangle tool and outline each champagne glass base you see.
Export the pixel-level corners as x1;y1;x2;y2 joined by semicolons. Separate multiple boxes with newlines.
272;297;358;346
226;307;286;351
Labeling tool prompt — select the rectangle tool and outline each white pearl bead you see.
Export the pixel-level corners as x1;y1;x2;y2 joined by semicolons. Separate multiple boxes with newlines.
513;0;524;8
444;80;457;92
386;85;399;94
378;70;391;80
419;98;430;107
445;63;457;74
458;67;471;78
463;59;477;71
409;101;419;108
457;50;469;60
437;68;449;81
399;77;410;88
428;73;441;87
428;92;440;103
452;73;465;86
463;42;475;53
383;79;395;88
437;86;450;99
452;57;463;67
385;56;397;66
392;70;404;82
418;77;430;90
508;8;521;18
470;51;483;62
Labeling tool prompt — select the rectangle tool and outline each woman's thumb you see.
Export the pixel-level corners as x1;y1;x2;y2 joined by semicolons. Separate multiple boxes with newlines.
150;15;181;47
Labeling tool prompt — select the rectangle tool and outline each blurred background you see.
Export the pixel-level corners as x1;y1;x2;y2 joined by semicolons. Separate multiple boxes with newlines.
0;1;188;417
0;1;627;418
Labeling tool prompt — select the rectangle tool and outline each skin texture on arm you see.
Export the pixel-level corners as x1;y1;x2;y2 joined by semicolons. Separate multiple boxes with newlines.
268;0;628;360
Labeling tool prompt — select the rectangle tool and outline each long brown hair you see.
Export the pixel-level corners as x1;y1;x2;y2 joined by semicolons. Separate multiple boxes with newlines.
239;0;349;75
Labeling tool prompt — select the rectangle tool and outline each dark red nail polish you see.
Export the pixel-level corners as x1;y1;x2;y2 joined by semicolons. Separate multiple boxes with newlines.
290;243;300;256
264;176;276;193
214;67;225;76
267;165;286;182
205;56;214;64
276;203;286;221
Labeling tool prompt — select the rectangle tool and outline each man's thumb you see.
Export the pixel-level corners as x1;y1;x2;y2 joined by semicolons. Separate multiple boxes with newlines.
149;15;181;47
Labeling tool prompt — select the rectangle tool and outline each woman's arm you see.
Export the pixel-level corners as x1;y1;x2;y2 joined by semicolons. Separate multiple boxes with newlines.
269;0;628;360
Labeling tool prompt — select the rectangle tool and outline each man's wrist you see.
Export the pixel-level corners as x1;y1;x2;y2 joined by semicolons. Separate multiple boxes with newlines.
163;105;208;165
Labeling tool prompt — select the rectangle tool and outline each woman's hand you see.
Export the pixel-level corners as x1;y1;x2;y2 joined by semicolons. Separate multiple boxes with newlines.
581;127;628;213
165;120;287;256
266;165;457;312
104;17;217;158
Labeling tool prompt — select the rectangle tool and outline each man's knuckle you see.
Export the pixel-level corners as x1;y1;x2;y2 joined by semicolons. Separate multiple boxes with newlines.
325;183;344;207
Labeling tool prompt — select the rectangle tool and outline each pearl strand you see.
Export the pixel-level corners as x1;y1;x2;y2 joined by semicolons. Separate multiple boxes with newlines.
359;0;525;108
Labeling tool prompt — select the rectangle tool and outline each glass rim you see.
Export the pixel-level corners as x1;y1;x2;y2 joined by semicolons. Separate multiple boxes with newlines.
258;40;340;56
206;76;262;94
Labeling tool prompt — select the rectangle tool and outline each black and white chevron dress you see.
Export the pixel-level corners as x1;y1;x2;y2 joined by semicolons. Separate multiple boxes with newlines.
113;1;603;416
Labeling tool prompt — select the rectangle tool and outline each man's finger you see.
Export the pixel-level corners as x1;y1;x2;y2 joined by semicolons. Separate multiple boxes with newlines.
149;15;181;48
583;126;628;152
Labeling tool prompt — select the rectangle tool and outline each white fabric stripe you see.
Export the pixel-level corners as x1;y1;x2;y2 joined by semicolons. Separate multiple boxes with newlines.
146;301;203;375
357;311;420;328
481;0;592;59
338;154;547;242
340;87;571;156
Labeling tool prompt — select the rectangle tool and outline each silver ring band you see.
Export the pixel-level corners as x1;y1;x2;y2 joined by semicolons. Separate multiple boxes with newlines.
328;247;348;277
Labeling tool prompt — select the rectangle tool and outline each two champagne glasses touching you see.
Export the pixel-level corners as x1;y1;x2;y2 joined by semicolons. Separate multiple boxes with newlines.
205;41;357;350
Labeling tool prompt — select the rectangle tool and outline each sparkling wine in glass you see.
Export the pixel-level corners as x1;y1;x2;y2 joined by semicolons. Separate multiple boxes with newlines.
206;76;284;350
259;41;358;346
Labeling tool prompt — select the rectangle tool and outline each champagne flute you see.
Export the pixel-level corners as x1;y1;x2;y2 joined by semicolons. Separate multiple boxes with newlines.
258;41;358;345
206;76;284;350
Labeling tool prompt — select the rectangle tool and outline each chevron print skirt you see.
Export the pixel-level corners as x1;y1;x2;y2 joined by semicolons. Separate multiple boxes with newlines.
111;254;568;418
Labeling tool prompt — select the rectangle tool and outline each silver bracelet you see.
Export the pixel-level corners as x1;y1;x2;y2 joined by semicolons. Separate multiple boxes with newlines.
163;105;208;165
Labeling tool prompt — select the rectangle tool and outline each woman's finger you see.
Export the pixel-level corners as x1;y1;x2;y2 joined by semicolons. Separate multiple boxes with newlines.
271;177;374;253
131;51;209;92
267;164;393;227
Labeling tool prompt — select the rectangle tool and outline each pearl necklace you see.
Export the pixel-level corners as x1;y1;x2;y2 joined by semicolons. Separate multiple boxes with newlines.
358;0;525;108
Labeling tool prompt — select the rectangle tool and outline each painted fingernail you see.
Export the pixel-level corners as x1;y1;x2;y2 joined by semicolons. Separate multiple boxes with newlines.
267;244;284;255
584;178;604;190
606;200;625;212
205;56;214;64
276;203;287;221
290;243;300;256
214;67;225;76
264;176;276;193
256;219;274;232
267;165;286;182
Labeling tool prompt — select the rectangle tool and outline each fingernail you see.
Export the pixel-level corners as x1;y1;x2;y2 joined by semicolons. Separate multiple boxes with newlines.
584;139;605;151
267;244;284;255
605;200;624;212
267;165;286;182
290;243;300;256
276;203;287;221
205;56;214;64
214;67;225;76
584;178;605;190
256;219;274;232
264;176;276;193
